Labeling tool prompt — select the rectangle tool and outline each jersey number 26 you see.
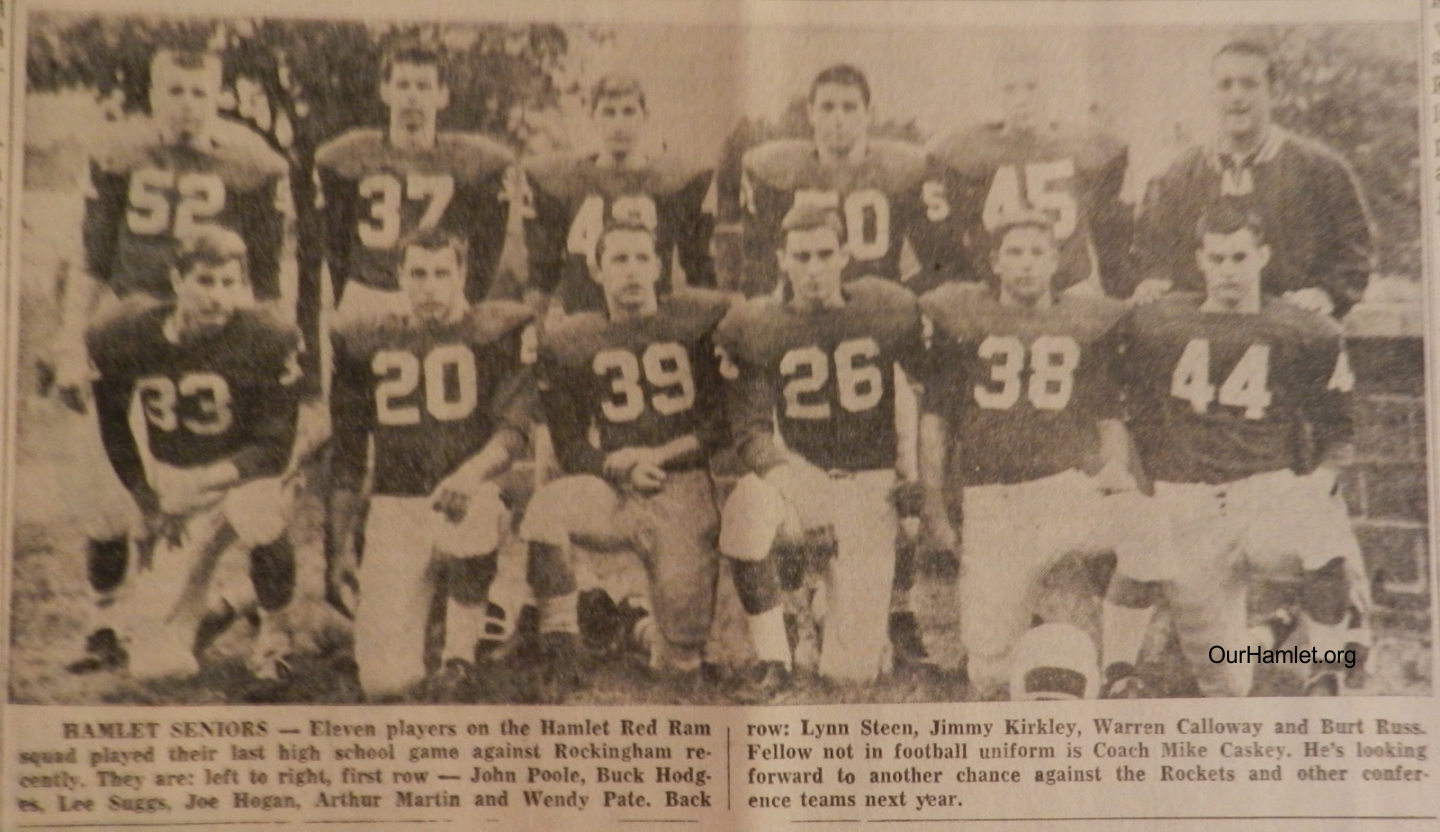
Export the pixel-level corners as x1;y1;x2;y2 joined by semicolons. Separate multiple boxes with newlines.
780;338;884;419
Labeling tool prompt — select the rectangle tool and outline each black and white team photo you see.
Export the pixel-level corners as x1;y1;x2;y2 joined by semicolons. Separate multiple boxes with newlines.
6;12;1431;706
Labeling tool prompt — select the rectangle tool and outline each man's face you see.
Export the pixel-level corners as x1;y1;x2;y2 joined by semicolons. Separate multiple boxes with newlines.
593;92;647;159
1211;52;1272;140
173;259;251;333
594;229;661;314
149;57;223;146
380;62;449;134
400;245;467;322
992;225;1059;305
1197;228;1269;311
780;226;849;309
995;62;1047;132
808;83;869;159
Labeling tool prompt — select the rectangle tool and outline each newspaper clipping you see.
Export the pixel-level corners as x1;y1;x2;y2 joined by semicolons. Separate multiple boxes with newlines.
1;0;1436;828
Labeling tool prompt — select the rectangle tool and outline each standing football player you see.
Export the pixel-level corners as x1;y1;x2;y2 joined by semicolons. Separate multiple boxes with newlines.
1105;203;1368;698
1129;40;1372;317
525;73;716;315
315;44;516;326
917;211;1149;699
915;48;1129;296
519;221;731;696
717;205;925;698
329;229;536;701
59;46;297;673
82;227;301;682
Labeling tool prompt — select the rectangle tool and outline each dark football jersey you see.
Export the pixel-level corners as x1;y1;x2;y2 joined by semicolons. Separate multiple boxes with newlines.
537;290;732;477
716;277;924;473
915;121;1128;296
315;130;515;302
87;302;301;496
740;139;926;295
83;118;293;300
1118;293;1354;485
921;283;1127;486
524;152;716;313
330;301;536;497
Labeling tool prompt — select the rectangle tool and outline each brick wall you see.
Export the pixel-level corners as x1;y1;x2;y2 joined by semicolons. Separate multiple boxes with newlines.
1343;292;1431;624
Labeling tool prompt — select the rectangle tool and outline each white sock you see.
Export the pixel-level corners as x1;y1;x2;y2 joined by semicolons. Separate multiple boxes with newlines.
539;591;579;635
748;607;791;669
1101;602;1153;672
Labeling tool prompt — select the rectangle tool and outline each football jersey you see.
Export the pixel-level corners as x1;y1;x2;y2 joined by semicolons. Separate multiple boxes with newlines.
740;139;926;295
537;290;732;477
87;302;301;496
330;301;536;497
916;121;1128;296
315;129;515;302
83;118;293;300
1118;293;1354;485
524;152;716;313
1130;128;1372;316
920;283;1127;486
716;277;924;473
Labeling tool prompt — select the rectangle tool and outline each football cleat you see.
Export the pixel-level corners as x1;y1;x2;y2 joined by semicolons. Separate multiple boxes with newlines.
538;632;585;704
65;628;127;675
728;660;792;704
246;614;294;681
1010;623;1100;700
1100;662;1149;699
415;659;480;703
888;610;931;664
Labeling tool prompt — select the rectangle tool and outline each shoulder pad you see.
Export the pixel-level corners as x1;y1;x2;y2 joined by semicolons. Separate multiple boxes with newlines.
331;310;408;360
232;309;300;356
743;140;816;190
540;311;611;368
1056;293;1130;333
919;281;992;334
647;152;714;193
1261;297;1345;342
715;296;790;366
661;288;734;334
927;123;1006;174
438;132;515;177
207;118;289;177
314;129;385;174
1049;122;1127;170
525;153;589;198
867;140;926;185
90;118;162;174
467;300;535;346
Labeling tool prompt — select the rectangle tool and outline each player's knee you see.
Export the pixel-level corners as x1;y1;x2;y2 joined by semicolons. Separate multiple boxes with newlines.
719;473;787;562
732;557;782;615
225;478;290;548
1299;557;1349;626
434;482;506;559
519;475;608;547
527;541;576;600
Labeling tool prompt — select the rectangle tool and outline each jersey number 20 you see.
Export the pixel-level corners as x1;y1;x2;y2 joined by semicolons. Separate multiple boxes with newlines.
373;345;477;425
780;338;884;419
594;343;695;423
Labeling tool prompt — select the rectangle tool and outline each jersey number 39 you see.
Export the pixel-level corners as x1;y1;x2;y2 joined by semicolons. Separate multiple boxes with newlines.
594;343;695;423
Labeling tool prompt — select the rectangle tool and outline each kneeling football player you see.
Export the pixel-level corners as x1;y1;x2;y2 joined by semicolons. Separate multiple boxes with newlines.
717;205;925;700
918;210;1154;700
82;227;301;682
330;228;536;701
1104;202;1369;698
520;221;732;698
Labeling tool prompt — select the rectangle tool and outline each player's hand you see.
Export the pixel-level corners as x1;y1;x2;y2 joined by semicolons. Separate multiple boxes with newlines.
52;347;94;414
603;448;647;482
1092;459;1139;495
1282;287;1336;317
1130;278;1173;306
628;458;667;493
152;464;229;515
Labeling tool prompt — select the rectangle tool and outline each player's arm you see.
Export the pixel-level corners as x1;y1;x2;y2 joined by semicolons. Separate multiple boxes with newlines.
725;351;789;476
537;352;608;478
325;329;372;605
315;163;356;304
85;336;152;505
466;166;516;304
58;163;129;411
1126;166;1191;302
237;173;293;308
227;340;303;484
1303;156;1373;319
738;169;786;297
1303;335;1357;478
916;335;960;554
521;172;570;299
1088;143;1135;298
674;171;719;290
908;157;972;293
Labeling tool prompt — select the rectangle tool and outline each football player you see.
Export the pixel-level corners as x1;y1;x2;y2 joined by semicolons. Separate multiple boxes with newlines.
717;204;925;698
915;48;1129;296
81;227;301;682
1104;202;1369;698
315;44;516;326
58;46;297;673
738;64;927;297
329;228;536;701
525;72;716;315
917;210;1150;699
519;221;731;695
1129;41;1372;317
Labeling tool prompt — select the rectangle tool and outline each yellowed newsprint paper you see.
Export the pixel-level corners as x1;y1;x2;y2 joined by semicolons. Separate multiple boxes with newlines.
1;0;1437;829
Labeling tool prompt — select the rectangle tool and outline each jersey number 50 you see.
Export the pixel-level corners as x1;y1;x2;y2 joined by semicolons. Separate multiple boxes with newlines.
780;338;884;419
792;190;890;260
594;343;695;423
373;345;477;425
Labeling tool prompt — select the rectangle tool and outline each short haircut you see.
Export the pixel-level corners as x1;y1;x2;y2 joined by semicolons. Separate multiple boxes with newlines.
381;43;446;84
174;226;249;279
594;220;657;264
780;204;846;246
400;226;468;271
1195;200;1267;246
1213;40;1276;86
990;209;1058;253
809;63;871;107
590;73;647;114
151;48;222;78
